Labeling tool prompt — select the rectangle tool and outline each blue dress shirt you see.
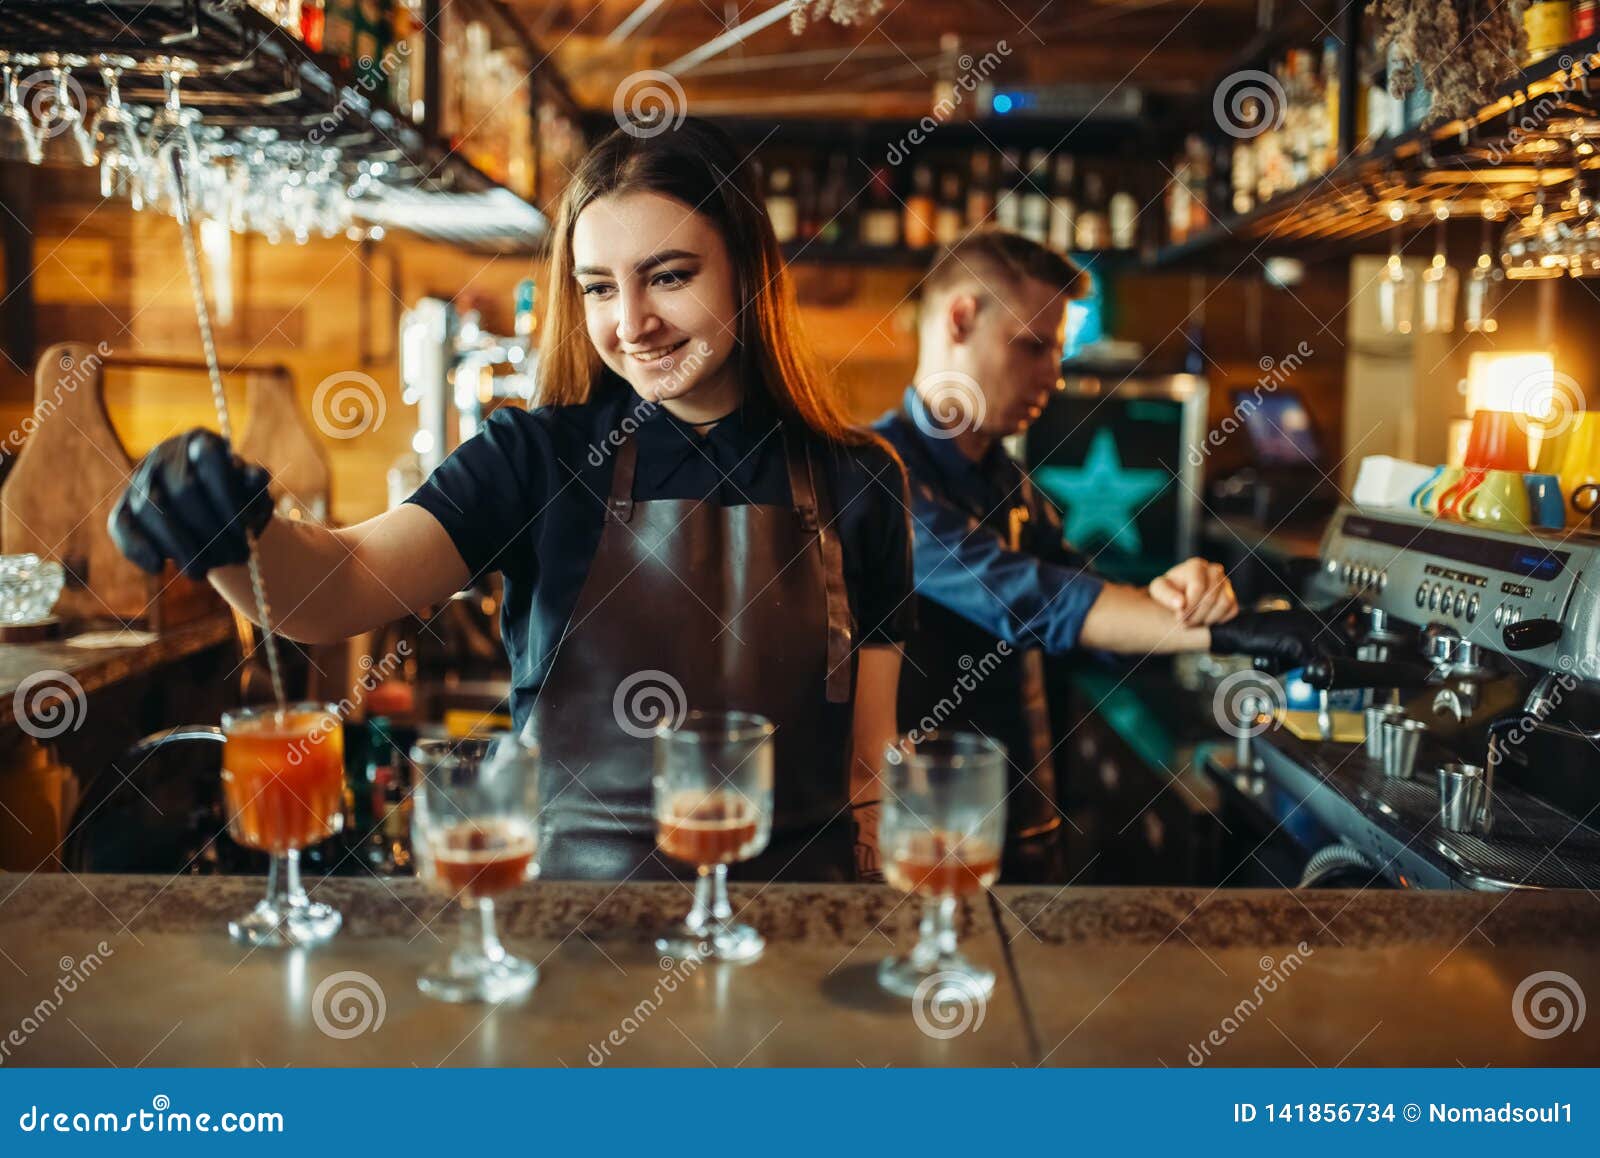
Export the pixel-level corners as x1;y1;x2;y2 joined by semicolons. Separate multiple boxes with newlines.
873;386;1106;653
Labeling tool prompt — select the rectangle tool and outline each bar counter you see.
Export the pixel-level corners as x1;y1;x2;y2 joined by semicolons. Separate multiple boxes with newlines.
0;874;1596;1067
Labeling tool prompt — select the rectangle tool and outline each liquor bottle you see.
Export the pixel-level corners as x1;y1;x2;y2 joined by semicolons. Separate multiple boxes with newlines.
1578;0;1597;37
299;0;326;50
1186;134;1211;237
994;148;1024;232
796;165;820;241
1320;37;1342;173
364;717;415;874
360;716;396;867
904;163;937;248
513;277;537;338
860;165;902;247
1074;167;1109;250
817;153;849;244
965;149;994;227
1167;155;1192;247
1108;166;1138;250
1524;1;1573;64
934;169;965;245
322;0;360;59
766;165;799;243
1048;154;1076;251
1019;148;1051;243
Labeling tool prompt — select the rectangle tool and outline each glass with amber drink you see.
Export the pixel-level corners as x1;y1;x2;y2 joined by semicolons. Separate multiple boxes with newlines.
220;703;346;947
653;710;773;963
877;733;1007;1002
411;733;540;1002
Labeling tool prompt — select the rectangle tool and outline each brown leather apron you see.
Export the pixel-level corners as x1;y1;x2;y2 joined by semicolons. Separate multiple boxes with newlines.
529;420;858;882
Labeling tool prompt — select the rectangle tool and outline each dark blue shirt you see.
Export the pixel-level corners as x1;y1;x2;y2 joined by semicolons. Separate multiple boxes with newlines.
873;387;1105;653
406;376;914;728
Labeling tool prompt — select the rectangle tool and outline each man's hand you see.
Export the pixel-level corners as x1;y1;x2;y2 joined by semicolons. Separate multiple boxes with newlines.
1148;557;1237;627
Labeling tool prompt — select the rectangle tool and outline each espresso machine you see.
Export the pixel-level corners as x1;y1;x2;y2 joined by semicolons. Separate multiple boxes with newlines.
1211;503;1600;890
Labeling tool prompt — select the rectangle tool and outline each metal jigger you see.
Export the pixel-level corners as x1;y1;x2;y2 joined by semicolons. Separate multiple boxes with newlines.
1364;704;1404;759
1380;716;1427;779
1438;762;1493;834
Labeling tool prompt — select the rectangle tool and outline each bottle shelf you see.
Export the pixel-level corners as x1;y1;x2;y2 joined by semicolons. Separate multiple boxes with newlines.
1150;35;1600;268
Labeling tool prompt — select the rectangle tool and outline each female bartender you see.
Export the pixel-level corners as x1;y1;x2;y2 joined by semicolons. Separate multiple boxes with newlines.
109;117;913;882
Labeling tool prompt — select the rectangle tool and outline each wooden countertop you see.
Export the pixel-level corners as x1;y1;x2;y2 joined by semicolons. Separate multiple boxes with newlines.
0;615;235;729
0;874;1595;1067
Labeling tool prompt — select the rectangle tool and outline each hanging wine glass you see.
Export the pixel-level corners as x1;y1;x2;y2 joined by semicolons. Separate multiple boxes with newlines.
0;60;43;165
33;62;95;167
1503;166;1567;280
89;64;146;206
1464;211;1504;332
1378;207;1417;336
1420;203;1460;333
228;127;279;236
142;68;202;215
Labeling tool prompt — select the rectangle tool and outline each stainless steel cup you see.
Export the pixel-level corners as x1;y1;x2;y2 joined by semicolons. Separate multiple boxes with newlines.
1438;761;1492;833
1364;704;1405;759
1380;716;1427;779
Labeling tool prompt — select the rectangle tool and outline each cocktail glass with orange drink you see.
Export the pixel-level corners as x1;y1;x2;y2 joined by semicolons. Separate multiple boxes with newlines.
220;703;346;947
653;710;774;963
411;733;541;1003
877;733;1007;1005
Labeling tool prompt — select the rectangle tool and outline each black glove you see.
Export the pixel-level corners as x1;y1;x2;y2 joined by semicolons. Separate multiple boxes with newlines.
108;429;273;579
1208;608;1346;671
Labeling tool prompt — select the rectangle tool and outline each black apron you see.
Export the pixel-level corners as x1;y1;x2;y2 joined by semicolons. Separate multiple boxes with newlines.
529;421;858;881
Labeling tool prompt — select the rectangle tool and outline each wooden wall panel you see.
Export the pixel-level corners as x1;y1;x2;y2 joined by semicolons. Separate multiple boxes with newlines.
1;177;1350;525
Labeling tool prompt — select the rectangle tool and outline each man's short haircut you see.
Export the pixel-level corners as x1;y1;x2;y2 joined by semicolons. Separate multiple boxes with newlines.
919;228;1092;306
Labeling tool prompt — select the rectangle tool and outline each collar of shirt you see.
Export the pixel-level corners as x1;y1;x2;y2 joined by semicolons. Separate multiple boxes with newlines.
633;385;777;494
900;385;1018;514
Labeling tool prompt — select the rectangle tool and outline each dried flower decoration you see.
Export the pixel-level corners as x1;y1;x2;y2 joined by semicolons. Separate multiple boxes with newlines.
1376;0;1530;122
790;0;887;34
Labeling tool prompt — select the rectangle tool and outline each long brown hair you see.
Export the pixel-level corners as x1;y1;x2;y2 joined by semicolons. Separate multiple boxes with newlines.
537;116;865;445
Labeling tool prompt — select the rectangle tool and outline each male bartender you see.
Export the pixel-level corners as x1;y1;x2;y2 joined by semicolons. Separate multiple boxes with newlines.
873;229;1332;882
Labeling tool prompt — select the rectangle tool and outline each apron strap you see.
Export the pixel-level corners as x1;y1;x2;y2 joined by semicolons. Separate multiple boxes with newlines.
606;428;638;524
784;422;854;704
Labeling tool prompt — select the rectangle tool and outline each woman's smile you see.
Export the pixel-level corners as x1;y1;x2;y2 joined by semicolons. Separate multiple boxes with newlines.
623;337;690;366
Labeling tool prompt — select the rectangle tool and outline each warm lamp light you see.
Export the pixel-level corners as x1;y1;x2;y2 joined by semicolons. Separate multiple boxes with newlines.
1465;351;1555;416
